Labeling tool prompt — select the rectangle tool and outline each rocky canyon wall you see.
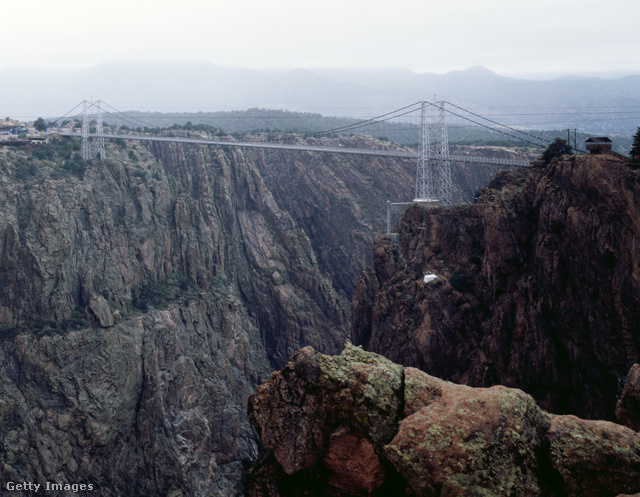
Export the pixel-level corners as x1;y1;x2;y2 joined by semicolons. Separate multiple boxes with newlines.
352;154;640;420
0;137;354;495
0;133;533;495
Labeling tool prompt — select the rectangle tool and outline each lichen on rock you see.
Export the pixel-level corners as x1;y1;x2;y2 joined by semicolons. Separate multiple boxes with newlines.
247;344;640;497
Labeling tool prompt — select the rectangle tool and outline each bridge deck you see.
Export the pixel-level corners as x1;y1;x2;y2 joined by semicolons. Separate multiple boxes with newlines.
58;132;530;167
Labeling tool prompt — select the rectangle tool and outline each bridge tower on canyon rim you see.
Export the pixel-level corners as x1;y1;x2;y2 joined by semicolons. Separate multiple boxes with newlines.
81;100;105;160
414;100;452;207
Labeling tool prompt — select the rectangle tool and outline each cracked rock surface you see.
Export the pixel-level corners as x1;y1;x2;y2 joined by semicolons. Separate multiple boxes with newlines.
248;344;640;497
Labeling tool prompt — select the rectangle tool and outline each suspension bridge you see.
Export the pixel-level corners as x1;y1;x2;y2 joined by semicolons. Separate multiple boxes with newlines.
51;99;544;208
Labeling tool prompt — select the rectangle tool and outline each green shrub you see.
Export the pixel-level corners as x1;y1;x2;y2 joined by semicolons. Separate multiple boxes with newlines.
0;309;91;341
542;138;572;164
32;145;54;160
212;274;229;295
62;155;86;179
131;274;195;312
15;161;38;181
0;326;20;341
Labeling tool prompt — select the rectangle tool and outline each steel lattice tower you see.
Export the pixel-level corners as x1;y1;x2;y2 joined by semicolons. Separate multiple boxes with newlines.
414;101;434;203
81;100;90;160
94;100;105;160
414;100;452;207
81;99;105;160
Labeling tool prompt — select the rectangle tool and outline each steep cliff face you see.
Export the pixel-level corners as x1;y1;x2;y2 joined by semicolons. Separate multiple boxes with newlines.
0;133;534;495
617;363;640;431
0;138;352;495
0;140;349;363
352;154;640;420
233;134;415;300
249;136;533;299
1;303;270;496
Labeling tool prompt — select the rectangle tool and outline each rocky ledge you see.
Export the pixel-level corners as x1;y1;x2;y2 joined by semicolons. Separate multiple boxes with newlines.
247;344;640;497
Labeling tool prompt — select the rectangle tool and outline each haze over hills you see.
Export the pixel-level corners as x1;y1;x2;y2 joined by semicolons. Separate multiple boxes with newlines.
2;61;640;494
2;61;639;135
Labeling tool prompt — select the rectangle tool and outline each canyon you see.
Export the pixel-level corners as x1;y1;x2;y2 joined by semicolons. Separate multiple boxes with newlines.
2;132;637;495
0;136;360;495
0;134;517;495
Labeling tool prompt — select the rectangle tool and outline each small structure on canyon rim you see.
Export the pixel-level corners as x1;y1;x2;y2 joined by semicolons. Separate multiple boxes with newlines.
585;137;612;154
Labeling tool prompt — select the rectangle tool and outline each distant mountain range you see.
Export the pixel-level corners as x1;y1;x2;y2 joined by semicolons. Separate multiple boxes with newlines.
1;61;639;134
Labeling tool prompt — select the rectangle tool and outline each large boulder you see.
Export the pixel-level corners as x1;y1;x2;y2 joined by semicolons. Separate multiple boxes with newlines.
248;344;640;497
549;415;640;496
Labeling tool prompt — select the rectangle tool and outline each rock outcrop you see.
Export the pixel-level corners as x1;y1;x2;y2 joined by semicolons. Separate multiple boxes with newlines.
352;154;640;420
617;364;640;431
247;344;640;497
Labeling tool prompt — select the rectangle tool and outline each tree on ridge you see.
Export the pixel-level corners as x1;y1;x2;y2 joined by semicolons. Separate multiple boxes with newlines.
630;127;640;158
542;137;572;164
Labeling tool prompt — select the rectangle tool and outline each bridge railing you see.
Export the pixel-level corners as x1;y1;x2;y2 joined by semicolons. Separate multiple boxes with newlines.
57;131;530;167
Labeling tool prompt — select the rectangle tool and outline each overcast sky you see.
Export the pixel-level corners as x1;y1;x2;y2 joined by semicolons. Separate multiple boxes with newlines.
3;0;639;78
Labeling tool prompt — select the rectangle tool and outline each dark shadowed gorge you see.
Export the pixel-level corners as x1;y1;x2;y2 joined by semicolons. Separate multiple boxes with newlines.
352;153;640;421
